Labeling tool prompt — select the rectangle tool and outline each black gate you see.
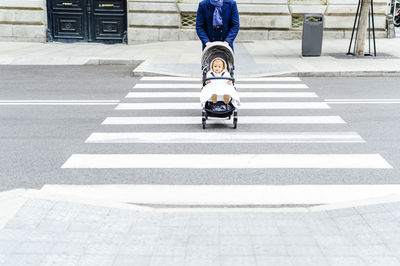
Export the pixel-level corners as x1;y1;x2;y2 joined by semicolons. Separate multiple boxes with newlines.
47;0;127;43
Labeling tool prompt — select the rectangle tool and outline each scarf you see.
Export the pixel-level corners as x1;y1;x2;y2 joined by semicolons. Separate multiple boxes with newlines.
209;0;223;30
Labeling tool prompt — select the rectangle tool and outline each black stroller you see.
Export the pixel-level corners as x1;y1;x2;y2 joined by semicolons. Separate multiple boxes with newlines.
201;42;238;129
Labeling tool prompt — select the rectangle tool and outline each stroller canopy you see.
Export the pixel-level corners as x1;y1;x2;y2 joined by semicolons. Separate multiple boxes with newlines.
201;42;234;73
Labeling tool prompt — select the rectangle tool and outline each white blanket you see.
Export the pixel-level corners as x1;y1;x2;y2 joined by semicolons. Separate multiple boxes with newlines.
200;80;240;107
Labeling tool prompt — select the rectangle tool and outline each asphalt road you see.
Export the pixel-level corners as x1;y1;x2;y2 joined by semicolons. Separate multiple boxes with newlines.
0;65;399;191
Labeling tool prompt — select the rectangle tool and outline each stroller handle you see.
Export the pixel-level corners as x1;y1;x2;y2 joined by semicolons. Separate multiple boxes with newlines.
204;77;235;82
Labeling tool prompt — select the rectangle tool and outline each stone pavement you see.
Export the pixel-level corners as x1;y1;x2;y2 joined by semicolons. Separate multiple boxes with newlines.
1;38;400;77
1;189;400;266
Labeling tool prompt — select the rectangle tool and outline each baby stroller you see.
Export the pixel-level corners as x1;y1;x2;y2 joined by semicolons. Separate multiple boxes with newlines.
201;42;238;129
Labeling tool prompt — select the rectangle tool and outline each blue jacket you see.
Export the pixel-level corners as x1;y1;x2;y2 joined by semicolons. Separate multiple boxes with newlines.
196;0;240;51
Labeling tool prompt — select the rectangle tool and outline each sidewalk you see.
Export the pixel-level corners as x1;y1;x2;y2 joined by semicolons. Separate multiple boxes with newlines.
1;38;400;77
1;187;400;266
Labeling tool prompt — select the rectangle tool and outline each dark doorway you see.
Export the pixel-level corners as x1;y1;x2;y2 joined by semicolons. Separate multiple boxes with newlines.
47;0;127;43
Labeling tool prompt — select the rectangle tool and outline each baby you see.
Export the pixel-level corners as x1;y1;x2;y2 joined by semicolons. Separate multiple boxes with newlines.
206;58;232;104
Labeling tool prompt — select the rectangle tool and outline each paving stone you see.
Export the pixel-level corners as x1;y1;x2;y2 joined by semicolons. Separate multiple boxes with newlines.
51;242;86;255
187;235;219;246
5;217;41;230
36;220;71;233
97;221;132;233
347;232;385;245
119;243;154;255
251;235;284;246
248;223;280;235
369;221;400;233
326;208;359;218
23;199;55;210
150;256;185;266
56;232;92;243
356;204;388;214
304;220;341;235
290;256;330;266
187;224;219;235
220;221;250;235
282;235;317;245
129;225;160;235
352;245;392;257
41;254;80;266
27;231;57;242
255;255;294;266
76;255;116;266
0;229;29;241
185;254;219;266
45;208;81;221
252;244;287;256
112;255;151;266
327;256;367;266
123;234;158;246
189;213;219;226
185;245;219;257
85;243;121;255
320;245;356;256
87;232;126;245
67;221;99;232
383;202;400;212
220;236;253;256
363;256;400;266
0;255;6;264
161;213;190;227
159;226;188;236
286;245;323;256
14;241;54;254
152;238;186;256
361;212;397;223
220;255;257;266
3;254;45;266
314;235;352;247
74;212;106;223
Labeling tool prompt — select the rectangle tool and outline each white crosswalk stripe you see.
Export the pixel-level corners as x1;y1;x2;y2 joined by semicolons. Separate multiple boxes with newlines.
133;83;309;89
102;116;346;125
140;77;302;82
61;76;393;170
62;154;392;169
116;102;330;110
86;132;364;144
125;92;318;98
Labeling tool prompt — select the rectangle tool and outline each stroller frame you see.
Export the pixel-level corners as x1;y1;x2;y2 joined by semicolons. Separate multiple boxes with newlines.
200;42;238;129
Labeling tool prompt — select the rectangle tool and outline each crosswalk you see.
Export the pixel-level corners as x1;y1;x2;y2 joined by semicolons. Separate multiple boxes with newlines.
61;77;393;170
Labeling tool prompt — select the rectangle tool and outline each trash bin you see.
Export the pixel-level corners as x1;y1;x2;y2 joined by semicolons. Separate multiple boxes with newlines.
302;14;323;56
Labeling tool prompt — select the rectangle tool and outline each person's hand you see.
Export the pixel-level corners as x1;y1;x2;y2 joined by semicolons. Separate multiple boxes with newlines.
224;41;229;46
227;80;232;85
206;42;211;46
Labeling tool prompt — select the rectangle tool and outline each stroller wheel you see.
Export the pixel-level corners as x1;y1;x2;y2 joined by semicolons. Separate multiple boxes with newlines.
233;110;238;129
202;108;206;129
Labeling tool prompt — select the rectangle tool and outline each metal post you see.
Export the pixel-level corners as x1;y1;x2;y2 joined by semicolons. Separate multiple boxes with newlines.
348;0;362;54
371;0;377;56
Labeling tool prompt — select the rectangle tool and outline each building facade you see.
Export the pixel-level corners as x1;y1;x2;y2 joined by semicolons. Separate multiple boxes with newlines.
0;0;390;43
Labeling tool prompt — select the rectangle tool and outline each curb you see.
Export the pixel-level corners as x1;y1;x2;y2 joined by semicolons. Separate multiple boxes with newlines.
132;69;400;78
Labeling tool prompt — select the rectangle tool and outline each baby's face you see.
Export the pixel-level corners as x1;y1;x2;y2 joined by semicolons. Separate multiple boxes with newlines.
212;60;224;73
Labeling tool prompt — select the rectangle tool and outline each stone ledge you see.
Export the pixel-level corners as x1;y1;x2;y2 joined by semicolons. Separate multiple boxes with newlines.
325;15;386;30
128;2;177;12
240;15;291;29
0;0;44;9
128;13;180;27
0;9;45;24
